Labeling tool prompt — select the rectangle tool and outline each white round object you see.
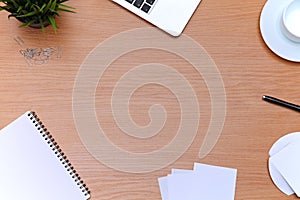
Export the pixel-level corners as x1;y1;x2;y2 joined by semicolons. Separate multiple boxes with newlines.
260;0;300;62
268;132;300;195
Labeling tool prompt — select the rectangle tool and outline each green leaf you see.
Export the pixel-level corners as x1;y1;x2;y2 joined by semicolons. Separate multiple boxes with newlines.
16;10;39;18
58;3;75;10
50;0;57;11
39;16;45;32
16;6;23;13
57;7;75;13
25;0;31;9
39;3;46;12
47;15;57;33
45;0;53;13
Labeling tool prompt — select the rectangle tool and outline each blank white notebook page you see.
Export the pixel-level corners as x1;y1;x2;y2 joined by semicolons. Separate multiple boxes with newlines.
0;112;90;200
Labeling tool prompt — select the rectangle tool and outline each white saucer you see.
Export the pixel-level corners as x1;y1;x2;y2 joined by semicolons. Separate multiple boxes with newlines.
260;0;300;62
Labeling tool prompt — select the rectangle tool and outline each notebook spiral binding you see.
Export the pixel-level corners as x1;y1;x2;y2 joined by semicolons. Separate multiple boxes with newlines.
27;111;90;197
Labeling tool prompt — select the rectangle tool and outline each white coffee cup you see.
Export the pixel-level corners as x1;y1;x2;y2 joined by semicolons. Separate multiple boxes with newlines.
281;0;300;42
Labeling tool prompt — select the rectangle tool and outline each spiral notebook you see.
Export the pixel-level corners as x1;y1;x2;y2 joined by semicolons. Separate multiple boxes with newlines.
0;111;90;200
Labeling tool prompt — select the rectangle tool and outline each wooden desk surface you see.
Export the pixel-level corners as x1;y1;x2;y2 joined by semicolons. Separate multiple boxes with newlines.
0;0;300;199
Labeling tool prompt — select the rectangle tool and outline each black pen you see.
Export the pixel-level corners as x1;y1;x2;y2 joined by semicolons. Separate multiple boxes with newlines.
262;95;300;112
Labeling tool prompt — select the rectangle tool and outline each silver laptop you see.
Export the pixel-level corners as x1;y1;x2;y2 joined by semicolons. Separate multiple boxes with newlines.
112;0;202;36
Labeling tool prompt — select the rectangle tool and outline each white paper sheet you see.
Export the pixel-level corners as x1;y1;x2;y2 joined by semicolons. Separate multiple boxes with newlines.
158;163;237;200
270;143;300;197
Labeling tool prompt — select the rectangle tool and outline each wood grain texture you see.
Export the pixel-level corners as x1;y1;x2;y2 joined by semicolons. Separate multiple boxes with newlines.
0;0;299;199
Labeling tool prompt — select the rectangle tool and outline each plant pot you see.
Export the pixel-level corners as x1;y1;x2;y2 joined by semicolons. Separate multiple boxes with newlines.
28;21;50;29
16;17;51;29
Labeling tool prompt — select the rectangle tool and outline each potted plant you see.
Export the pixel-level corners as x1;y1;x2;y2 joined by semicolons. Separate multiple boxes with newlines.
0;0;75;32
